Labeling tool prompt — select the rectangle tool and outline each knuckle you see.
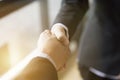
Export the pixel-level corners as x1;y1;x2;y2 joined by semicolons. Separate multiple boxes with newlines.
58;36;65;41
44;29;49;33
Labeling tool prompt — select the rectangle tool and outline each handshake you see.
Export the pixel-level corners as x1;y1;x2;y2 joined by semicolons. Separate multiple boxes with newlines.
37;24;70;71
0;24;70;80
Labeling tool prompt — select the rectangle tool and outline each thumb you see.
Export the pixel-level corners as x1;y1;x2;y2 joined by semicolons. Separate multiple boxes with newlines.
51;24;69;46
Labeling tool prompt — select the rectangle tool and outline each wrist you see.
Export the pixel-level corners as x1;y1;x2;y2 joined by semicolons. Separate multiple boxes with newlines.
34;49;57;69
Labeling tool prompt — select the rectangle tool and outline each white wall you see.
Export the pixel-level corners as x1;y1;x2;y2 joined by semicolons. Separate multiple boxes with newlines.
48;0;62;24
0;0;62;66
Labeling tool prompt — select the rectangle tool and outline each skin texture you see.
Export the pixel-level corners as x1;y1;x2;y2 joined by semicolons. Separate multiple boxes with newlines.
51;24;69;46
38;30;70;71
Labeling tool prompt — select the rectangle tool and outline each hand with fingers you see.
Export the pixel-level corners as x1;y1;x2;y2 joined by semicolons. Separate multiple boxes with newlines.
37;30;70;71
51;23;69;46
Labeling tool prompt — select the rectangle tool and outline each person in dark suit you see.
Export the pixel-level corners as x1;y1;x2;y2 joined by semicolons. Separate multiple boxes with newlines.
52;0;120;80
1;30;70;80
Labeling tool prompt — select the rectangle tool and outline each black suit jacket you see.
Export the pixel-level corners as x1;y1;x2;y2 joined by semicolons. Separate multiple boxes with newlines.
54;0;120;75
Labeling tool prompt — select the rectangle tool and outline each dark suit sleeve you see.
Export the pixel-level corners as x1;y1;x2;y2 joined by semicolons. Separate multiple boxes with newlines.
14;57;58;80
53;0;88;39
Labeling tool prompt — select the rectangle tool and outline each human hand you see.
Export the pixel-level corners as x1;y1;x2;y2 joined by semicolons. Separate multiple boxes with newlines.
51;23;69;46
37;30;70;71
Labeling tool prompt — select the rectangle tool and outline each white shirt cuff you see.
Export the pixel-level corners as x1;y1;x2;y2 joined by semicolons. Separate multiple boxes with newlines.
89;67;119;79
33;49;57;69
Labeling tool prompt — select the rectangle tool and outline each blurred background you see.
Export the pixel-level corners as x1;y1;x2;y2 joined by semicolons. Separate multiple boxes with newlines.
0;0;82;80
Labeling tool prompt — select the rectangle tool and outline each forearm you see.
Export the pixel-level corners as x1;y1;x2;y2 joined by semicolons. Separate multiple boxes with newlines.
53;0;88;39
14;57;57;80
1;49;58;80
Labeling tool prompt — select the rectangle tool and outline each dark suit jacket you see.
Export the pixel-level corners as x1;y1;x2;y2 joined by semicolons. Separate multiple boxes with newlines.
14;57;58;80
54;0;120;75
